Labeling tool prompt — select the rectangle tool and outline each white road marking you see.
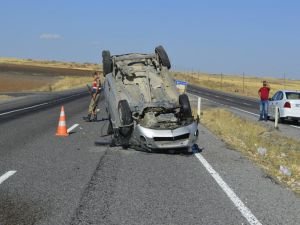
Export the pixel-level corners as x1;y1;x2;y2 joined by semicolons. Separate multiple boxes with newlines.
0;103;49;116
290;125;300;129
243;102;251;106
0;92;84;117
189;93;261;119
67;123;79;133
188;93;202;100
188;93;225;106
0;171;17;185
195;153;262;225
230;107;259;117
225;98;234;102
52;93;83;102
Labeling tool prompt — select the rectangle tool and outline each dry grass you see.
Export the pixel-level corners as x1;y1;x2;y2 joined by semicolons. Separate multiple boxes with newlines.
0;58;103;92
0;74;58;92
200;108;300;194
36;76;93;92
0;57;100;71
173;72;300;98
0;95;13;101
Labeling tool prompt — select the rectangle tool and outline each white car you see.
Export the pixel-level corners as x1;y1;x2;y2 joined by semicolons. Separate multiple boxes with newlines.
268;90;300;122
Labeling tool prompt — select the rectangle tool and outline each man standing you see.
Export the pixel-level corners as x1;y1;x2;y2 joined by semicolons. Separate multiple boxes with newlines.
85;71;101;122
258;80;270;121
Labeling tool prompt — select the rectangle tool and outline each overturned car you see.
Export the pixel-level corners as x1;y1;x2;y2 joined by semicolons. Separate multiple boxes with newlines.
102;46;198;152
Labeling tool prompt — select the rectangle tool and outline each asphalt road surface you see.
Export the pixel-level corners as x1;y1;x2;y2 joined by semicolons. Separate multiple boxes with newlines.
0;92;299;225
188;85;259;114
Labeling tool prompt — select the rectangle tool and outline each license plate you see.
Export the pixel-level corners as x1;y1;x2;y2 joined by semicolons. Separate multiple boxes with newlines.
296;104;300;107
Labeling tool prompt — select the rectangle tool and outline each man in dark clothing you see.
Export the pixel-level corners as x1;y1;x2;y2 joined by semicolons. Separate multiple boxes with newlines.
258;80;271;121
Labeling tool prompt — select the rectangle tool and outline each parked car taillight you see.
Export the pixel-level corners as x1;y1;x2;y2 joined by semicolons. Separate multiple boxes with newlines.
284;102;291;108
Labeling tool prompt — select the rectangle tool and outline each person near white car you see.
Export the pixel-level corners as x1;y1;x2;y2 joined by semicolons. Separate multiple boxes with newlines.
258;80;271;121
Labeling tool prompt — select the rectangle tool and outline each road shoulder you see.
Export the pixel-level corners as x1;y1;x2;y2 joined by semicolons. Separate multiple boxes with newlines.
197;123;300;225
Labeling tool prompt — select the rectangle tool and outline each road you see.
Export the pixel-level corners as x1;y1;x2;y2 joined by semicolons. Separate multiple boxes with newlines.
188;85;259;113
0;92;299;225
0;88;87;118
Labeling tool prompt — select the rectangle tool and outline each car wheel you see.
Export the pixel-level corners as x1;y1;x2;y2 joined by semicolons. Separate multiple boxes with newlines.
179;94;192;118
155;45;171;69
118;100;133;137
102;50;112;76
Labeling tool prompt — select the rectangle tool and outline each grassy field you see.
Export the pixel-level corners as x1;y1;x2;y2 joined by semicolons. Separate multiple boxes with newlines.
0;58;103;93
0;57;100;71
200;108;300;194
173;72;300;99
0;95;13;101
36;76;92;92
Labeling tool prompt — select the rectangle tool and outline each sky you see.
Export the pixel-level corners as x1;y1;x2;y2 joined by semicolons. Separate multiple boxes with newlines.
1;0;300;79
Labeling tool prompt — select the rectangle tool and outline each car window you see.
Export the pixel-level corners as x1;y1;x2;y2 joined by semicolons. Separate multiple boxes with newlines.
286;92;300;99
276;92;283;100
272;92;279;100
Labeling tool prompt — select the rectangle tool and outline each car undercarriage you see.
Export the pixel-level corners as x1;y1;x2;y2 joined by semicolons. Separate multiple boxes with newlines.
101;46;199;152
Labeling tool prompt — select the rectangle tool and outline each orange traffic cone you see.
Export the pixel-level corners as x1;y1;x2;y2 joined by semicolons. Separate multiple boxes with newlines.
56;106;69;136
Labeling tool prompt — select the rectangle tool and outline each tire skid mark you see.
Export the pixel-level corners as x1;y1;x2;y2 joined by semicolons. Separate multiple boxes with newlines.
70;148;121;225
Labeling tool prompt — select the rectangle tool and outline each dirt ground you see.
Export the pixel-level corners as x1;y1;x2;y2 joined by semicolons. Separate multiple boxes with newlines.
0;63;93;92
0;63;92;77
0;73;59;92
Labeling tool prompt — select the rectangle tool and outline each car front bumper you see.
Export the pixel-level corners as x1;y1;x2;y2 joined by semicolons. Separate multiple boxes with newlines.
132;121;199;150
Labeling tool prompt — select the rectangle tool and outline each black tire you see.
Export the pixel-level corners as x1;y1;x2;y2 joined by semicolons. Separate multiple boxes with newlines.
155;45;171;69
118;100;133;137
179;94;192;118
102;50;112;76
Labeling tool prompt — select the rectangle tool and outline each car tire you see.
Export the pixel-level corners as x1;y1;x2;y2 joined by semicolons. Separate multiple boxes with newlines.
118;100;133;137
102;50;112;76
179;94;192;118
155;45;171;69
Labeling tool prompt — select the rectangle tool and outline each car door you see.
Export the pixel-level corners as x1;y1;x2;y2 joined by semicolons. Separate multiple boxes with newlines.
269;92;279;118
274;91;284;117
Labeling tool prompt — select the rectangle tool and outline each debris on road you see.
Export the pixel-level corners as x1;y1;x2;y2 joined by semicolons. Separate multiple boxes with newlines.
279;165;292;176
257;147;267;156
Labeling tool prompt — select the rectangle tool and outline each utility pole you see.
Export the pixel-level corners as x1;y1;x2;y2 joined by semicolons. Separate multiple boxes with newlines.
220;72;223;90
283;72;286;89
243;72;245;93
